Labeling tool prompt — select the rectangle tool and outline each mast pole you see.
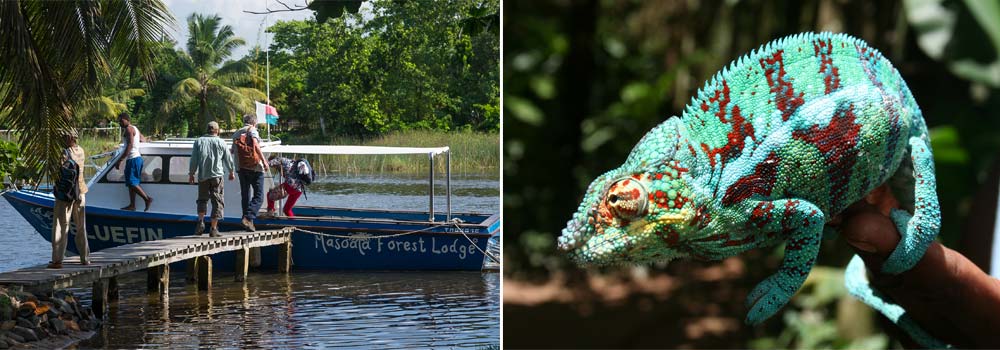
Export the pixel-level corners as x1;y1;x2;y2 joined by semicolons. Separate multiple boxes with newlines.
265;7;271;141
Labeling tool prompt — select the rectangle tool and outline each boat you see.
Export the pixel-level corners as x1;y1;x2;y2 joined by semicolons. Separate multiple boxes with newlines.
2;139;501;271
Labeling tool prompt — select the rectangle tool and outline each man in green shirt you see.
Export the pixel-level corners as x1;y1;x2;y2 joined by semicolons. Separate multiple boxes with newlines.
188;121;235;237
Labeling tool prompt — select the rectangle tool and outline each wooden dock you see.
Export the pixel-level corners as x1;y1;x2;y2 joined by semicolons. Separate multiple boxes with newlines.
0;227;295;315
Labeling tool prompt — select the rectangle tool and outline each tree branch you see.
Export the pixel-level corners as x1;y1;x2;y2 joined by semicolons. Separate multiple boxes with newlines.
243;0;309;15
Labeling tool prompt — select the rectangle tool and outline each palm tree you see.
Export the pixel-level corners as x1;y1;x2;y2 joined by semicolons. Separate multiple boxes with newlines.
75;89;147;127
165;14;264;130
0;0;173;178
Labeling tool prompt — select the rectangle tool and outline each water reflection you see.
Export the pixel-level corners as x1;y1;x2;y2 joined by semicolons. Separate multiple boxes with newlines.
74;271;500;348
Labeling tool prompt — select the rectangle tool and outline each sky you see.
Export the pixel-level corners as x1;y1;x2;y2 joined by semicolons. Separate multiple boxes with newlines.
162;0;316;59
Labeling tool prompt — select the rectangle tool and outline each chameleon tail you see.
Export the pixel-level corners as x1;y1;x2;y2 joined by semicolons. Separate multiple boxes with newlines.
844;255;950;348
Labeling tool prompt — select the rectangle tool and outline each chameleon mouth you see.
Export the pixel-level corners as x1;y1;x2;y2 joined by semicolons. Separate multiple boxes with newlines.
558;219;586;251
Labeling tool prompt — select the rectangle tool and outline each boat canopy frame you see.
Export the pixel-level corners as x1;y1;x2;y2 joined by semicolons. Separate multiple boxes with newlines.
259;143;452;222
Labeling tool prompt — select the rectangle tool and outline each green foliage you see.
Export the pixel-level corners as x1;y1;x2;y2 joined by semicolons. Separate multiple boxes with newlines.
263;0;499;136
0;0;173;181
0;139;21;181
163;14;265;130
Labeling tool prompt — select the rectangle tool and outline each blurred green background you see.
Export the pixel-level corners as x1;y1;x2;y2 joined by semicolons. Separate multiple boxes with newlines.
503;0;1000;348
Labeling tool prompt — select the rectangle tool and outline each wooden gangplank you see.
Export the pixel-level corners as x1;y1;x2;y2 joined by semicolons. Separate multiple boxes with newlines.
0;227;295;294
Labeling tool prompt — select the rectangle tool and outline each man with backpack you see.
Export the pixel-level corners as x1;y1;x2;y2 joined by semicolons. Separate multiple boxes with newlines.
232;114;269;231
266;154;315;217
49;129;89;269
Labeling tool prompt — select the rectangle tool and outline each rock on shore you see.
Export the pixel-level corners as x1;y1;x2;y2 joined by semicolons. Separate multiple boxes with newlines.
0;288;101;348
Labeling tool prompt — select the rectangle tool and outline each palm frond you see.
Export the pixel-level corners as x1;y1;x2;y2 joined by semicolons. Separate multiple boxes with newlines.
103;0;175;82
162;77;202;113
0;0;172;181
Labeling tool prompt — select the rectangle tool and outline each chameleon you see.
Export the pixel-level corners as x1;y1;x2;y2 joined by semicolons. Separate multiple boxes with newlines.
558;32;945;346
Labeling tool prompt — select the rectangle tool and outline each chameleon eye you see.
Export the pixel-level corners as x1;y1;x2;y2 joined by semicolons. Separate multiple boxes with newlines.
605;178;648;219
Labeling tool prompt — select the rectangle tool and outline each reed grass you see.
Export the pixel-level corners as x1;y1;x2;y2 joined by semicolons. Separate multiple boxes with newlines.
286;130;499;177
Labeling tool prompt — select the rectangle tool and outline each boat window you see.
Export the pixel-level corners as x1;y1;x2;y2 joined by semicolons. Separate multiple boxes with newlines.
141;156;163;182
103;156;163;183
169;156;191;183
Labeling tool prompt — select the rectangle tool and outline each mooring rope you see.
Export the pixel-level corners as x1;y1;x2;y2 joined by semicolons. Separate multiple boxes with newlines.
290;222;450;239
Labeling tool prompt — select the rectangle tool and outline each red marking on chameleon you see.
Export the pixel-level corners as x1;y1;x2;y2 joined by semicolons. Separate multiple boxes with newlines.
707;80;732;123
792;104;861;209
722;235;756;247
670;164;690;173
690;206;713;229
700;105;755;168
656;229;680;246
630;188;640;199
749;201;775;229
701;102;709;112
655;173;663;180
721;152;781;206
813;38;841;94
759;50;804;121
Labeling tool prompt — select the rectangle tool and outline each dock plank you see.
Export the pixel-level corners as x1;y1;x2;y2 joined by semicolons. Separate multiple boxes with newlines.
0;228;294;293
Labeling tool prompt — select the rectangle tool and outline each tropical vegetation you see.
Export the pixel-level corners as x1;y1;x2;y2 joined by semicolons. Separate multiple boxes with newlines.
0;0;173;178
164;13;265;128
0;0;500;181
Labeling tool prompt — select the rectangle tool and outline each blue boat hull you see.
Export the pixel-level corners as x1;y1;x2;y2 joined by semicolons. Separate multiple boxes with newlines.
3;190;499;271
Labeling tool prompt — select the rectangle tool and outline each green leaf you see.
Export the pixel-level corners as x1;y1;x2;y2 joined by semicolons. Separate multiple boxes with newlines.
930;125;970;164
506;96;544;126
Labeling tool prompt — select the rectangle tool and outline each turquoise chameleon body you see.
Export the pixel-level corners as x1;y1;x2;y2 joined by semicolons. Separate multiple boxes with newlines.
558;32;945;346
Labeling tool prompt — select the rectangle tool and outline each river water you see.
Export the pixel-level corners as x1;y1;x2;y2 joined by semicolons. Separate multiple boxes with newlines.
0;173;500;349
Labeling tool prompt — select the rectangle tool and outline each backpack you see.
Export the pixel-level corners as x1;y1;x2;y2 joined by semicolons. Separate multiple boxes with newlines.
53;149;80;202
291;158;316;185
234;129;262;170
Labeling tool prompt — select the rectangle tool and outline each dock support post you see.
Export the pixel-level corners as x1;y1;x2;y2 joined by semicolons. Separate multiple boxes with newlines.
278;241;292;273
197;256;212;291
92;279;108;318
186;258;198;283
235;247;249;282
108;277;120;302
147;265;170;296
249;247;262;268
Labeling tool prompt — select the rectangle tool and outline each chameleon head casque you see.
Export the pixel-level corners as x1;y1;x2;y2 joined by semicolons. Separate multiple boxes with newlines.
556;32;942;331
559;117;702;266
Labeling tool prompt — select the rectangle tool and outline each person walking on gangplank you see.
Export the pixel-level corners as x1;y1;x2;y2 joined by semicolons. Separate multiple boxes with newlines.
189;121;235;237
232;114;269;231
